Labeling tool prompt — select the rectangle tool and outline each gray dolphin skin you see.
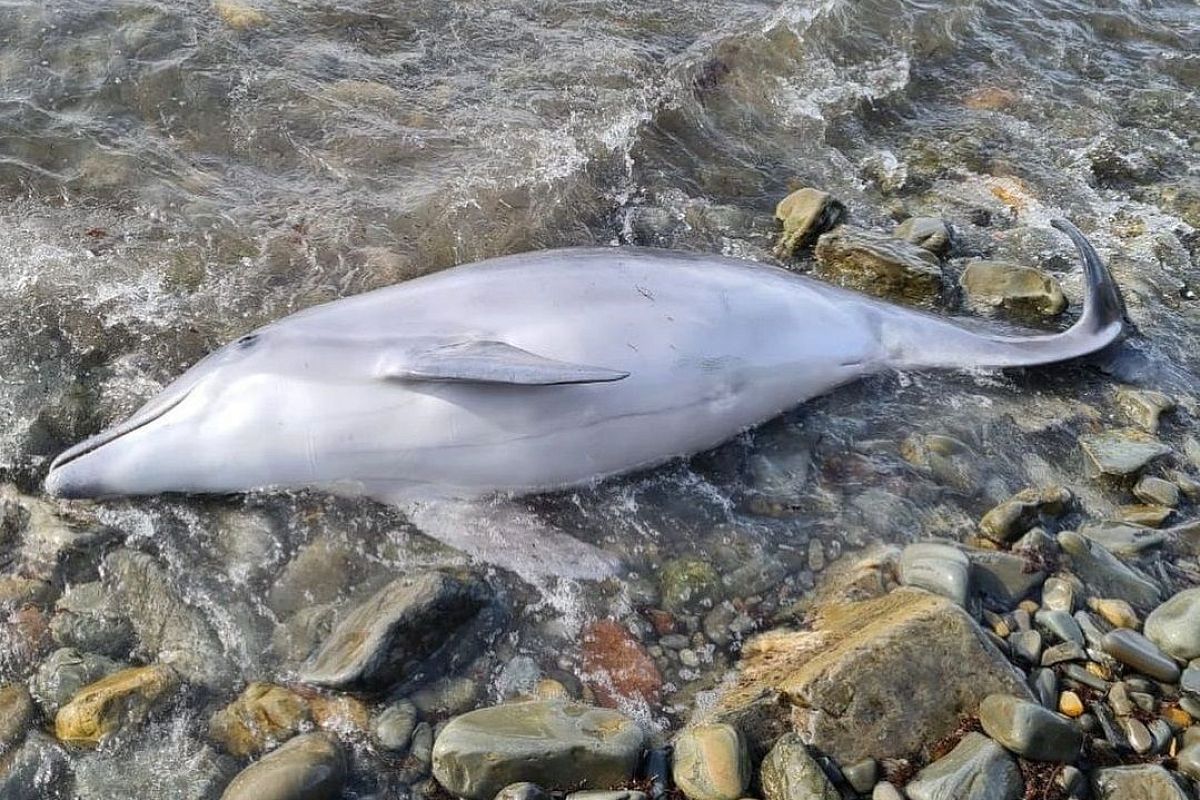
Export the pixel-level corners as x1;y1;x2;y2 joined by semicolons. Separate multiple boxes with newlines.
44;219;1123;572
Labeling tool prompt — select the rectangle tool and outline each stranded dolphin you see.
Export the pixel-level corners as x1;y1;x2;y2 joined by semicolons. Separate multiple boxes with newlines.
44;219;1124;576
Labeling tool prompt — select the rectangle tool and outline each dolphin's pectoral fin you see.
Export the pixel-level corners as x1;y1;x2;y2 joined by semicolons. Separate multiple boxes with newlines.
375;339;630;386
398;498;624;582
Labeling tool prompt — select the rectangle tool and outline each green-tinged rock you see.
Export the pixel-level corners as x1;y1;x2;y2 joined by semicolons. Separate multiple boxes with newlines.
31;647;123;715
895;217;951;255
960;260;1067;319
1143;588;1200;661
300;571;494;690
978;694;1082;762
904;732;1022;800
672;724;750;800
220;732;345;800
661;557;722;612
0;684;34;753
814;225;944;306
979;487;1071;543
431;701;645;800
54;664;180;748
1116;388;1175;433
1080;431;1171;477
759;733;838;800
899;543;971;606
1055;532;1162;612
774;188;845;256
1091;764;1190;800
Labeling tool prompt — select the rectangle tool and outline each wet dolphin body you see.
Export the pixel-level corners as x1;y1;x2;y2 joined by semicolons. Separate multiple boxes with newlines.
45;219;1124;577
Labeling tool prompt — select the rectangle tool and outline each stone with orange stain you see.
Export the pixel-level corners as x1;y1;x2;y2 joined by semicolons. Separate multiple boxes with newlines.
581;619;662;708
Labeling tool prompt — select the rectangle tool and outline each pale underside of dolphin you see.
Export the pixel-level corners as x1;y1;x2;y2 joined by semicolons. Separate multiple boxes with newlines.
44;219;1125;579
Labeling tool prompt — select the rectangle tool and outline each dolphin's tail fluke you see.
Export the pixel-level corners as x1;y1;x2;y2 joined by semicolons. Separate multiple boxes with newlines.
882;218;1128;370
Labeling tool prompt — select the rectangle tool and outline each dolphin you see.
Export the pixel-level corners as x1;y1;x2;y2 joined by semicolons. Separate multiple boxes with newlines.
44;219;1124;576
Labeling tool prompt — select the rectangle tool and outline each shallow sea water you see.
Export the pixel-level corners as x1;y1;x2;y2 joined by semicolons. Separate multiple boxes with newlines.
1;0;1199;794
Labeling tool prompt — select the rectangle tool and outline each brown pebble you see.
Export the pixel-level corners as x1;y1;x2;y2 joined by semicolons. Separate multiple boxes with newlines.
1087;662;1113;681
1089;598;1139;630
1018;600;1040;615
1164;707;1193;729
1060;691;1085;718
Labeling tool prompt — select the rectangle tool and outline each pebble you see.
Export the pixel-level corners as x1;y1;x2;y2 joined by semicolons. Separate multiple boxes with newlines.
1042;642;1087;666
1035;609;1084;646
898;543;971;606
1134;476;1180;507
373;699;418;753
1041;578;1075;613
0;732;68;800
960;260;1067;319
209;683;311;758
1056;532;1163;612
759;733;839;800
1177;743;1200;780
813;225;944;306
1120;717;1153;754
30;647;123;715
842;759;878;795
979;487;1070;543
1031;669;1057;708
495;784;550;800
774;188;845;256
1110;683;1135;716
1116;504;1172;527
672;724;750;800
904;732;1022;800
978;693;1082;762
1148;718;1173;753
1115;387;1175;433
966;549;1045;606
1089;598;1139;630
1059;691;1084;718
1092;764;1190;800
872;784;904;800
1079;430;1171;477
567;792;647;800
894;217;951;255
1079;522;1168;558
1144;588;1200;661
1102;629;1181;683
1181;667;1200;698
219;732;345;800
54;664;180;748
0;684;34;752
1010;630;1042;665
1074;611;1108;650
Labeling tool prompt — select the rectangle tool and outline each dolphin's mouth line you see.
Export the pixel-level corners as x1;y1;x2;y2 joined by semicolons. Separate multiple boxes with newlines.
47;387;194;473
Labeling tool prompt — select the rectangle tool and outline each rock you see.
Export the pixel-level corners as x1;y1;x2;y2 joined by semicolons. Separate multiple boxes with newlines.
842;759;878;794
966;550;1044;606
672;724;750;800
373;699;418;753
412;676;480;717
54;664;180;747
220;732;345;800
30;647;123;715
1042;578;1076;613
103;549;235;689
894;217;951;255
50;582;135;659
430;700;645;800
1031;668;1058;707
1041;642;1086;666
873;784;904;800
978;694;1082;762
308;694;369;736
581;619;662;708
1157;177;1200;228
1120;717;1153;754
1089;598;1139;630
1116;388;1175;433
209;683;311;758
495;784;550;800
1176;743;1200;781
979;487;1070;543
711;588;1032;764
1144;588;1200;661
661;557;722;611
213;0;269;30
300;571;494;691
1134;477;1180;507
1055;532;1162;612
0;576;52;608
904;732;1022;800
0;684;34;753
0;731;69;800
1059;691;1084;718
960;261;1067;319
1080;431;1171;477
773;189;845;256
267;535;357;618
1092;764;1190;800
899;543;971;606
567;792;646;800
1079;523;1168;558
1010;630;1043;665
1116;505;1172;527
759;733;838;800
1102;629;1180;683
1034;610;1083;646
814;226;944;306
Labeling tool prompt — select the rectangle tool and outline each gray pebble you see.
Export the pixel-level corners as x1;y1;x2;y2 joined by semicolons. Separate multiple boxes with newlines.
1102;629;1181;683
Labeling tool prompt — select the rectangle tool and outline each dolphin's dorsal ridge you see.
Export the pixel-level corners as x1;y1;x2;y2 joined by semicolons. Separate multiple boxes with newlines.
376;339;630;386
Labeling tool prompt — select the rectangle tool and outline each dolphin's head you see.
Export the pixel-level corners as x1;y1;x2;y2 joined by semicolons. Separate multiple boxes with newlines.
44;332;271;499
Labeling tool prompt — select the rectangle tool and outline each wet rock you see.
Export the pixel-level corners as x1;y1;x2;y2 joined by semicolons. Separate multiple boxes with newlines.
894;217;951;255
0;576;52;608
103;549;235;689
31;647;123;715
2;486;111;579
1176;743;1200;781
960;261;1067;319
581;619;662;708
1080;431;1171;477
979;487;1070;543
1116;504;1172;527
1089;598;1139;630
54;664;180;747
0;684;34;753
267;535;357;618
209;683;311;758
1144;588;1200;661
1101;629;1180;683
1011;630;1043;665
1055;532;1162;612
1134;477;1180;507
1059;690;1084;718
842;759;878;795
1116;388;1175;433
711;588;1032;763
873;784;904;800
899;543;971;606
272;605;335;666
1035;609;1084;646
73;732;238;800
979;693;1082;762
814;226;944;306
968;549;1044;607
661;557;722;612
412;676;480;717
1079;523;1168;558
1041;642;1086;667
220;732;345;800
773;188;845;256
672;723;750;800
900;433;981;493
1091;764;1190;800
1043;578;1075;613
759;733;838;800
431;700;645;800
1121;717;1153;754
300;570;494;691
213;0;269;31
495;783;550;800
373;699;418;753
50;582;135;659
1157;177;1200;228
567;792;646;800
0;731;69;800
904;732;1022;800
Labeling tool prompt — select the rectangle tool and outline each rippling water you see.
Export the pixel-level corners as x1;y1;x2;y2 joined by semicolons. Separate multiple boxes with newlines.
1;0;1199;794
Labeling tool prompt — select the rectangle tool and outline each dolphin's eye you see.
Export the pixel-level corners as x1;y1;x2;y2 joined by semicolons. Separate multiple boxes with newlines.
236;334;260;350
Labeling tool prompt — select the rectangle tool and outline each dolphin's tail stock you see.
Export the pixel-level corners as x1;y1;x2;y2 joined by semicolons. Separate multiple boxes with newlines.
880;218;1129;371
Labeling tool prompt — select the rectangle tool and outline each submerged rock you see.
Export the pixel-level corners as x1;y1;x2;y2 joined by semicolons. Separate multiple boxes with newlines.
814;226;944;306
213;0;269;31
773;188;845;256
671;723;750;800
220;732;345;800
0;731;69;800
1143;588;1200;661
904;732;1022;800
660;557;722;611
0;683;34;753
1115;387;1175;433
209;683;311;758
1133;477;1180;508
759;734;838;800
1079;431;1171;478
979;487;1071;543
31;647;123;715
581;619;662;708
50;582;135;659
430;700;645;800
1079;522;1168;558
300;570;494;691
54;664;180;748
960;260;1067;319
978;694;1082;762
711;588;1031;764
894;217;951;255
